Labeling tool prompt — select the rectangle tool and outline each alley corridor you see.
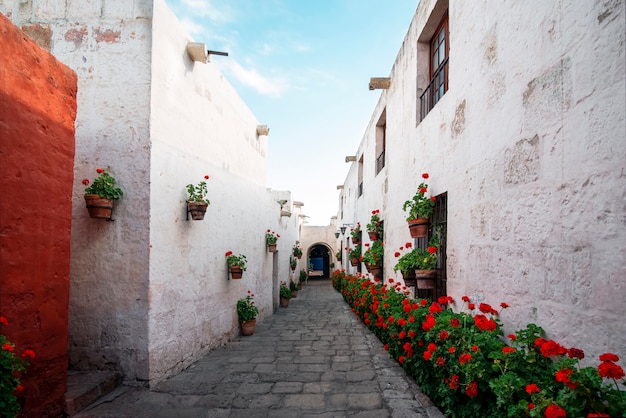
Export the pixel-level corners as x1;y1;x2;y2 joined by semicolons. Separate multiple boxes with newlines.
73;279;443;417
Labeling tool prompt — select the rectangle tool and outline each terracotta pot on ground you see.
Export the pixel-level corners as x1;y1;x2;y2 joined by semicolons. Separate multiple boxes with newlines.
230;266;243;279
84;194;114;219
291;290;298;298
240;319;256;336
415;269;437;289
407;218;429;238
268;244;277;253
187;201;208;220
280;297;290;308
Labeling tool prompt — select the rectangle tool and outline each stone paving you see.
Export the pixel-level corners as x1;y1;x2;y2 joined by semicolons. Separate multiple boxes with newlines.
75;278;444;417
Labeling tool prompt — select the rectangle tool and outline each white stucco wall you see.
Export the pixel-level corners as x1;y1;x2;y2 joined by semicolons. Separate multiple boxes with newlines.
1;0;156;381
1;0;301;385
339;0;626;364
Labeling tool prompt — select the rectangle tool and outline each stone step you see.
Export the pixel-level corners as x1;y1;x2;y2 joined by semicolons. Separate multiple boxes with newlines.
64;370;122;416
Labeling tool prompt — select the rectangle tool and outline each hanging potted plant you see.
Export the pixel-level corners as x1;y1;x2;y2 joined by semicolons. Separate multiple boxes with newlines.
413;235;440;289
292;245;303;259
366;209;383;241
393;241;418;287
402;172;436;238
266;230;279;252
350;223;362;245
289;280;299;298
236;290;259;336
279;282;292;307
362;240;384;279
335;249;342;262
186;175;211;220
225;251;247;279
349;244;361;266
82;167;123;220
289;256;297;271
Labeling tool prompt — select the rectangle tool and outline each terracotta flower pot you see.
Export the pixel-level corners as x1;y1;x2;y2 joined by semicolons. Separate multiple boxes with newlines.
230;266;243;279
267;244;277;253
402;270;417;287
415;269;437;289
240;319;256;336
350;258;359;266
365;263;382;279
407;218;429;238
187;201;208;220
84;194;114;219
280;297;290;308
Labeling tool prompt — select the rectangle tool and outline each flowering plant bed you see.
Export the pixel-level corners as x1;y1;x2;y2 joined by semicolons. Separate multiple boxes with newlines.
1;316;35;417
331;271;626;418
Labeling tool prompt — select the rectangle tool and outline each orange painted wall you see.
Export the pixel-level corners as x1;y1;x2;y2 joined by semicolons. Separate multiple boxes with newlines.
0;13;77;417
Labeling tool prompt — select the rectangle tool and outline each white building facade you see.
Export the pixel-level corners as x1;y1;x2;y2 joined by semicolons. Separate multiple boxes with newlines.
1;0;302;385
337;0;626;363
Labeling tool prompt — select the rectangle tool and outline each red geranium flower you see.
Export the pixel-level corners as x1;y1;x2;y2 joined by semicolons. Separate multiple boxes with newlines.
204;175;209;179
500;302;509;308
96;168;104;173
540;340;567;357
450;318;460;328
598;361;625;380
423;351;432;361
422;173;429;179
449;375;460;389
556;368;578;388
21;349;36;359
82;178;89;185
2;343;13;352
0;316;7;326
502;346;515;354
461;295;470;302
459;353;472;364
465;381;478;397
468;303;475;310
526;383;540;394
449;347;456;354
599;353;619;362
419;187;427;194
567;347;585;360
427;246;438;254
436;356;445;367
544;403;566;418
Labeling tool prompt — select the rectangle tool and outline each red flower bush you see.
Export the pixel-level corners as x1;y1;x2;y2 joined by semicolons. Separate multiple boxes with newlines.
331;271;626;418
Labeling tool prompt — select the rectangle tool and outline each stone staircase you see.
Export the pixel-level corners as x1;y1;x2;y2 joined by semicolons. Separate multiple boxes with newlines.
64;370;122;416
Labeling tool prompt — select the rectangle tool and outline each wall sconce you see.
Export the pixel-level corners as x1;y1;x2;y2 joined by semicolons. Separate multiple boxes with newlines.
336;185;344;190
340;223;354;235
334;231;340;239
293;201;304;207
345;156;357;163
369;77;391;90
186;42;228;64
281;210;292;217
257;125;270;136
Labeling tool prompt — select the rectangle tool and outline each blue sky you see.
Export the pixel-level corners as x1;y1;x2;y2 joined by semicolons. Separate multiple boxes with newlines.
164;0;418;225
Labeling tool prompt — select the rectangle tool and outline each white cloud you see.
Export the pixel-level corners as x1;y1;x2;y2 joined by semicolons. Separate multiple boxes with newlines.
180;0;231;22
223;61;288;98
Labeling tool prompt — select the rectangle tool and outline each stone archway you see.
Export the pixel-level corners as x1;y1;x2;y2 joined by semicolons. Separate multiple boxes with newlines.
307;243;333;279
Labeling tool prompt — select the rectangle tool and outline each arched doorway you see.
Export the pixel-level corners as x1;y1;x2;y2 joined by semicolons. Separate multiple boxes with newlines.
307;244;331;279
